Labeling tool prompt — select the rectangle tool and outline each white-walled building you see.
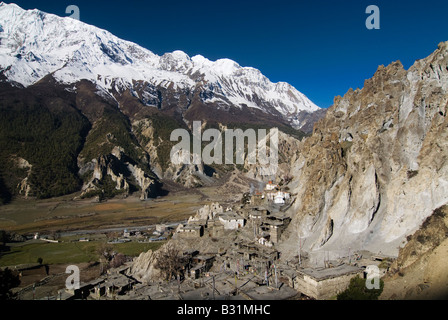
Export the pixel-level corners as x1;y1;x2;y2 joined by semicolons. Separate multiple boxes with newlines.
258;236;273;247
218;212;245;230
273;191;290;204
265;181;278;191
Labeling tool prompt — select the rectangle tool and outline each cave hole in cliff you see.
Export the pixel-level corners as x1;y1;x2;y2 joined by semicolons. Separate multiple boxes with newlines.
203;165;216;177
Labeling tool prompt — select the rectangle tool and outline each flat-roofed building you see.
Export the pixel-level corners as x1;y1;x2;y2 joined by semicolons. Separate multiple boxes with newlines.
176;224;204;238
294;264;363;300
218;212;245;230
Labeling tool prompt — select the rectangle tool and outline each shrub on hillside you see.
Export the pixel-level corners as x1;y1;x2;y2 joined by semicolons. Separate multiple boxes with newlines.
337;275;384;300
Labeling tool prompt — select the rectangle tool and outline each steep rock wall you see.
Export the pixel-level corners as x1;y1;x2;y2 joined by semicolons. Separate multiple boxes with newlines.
280;42;448;261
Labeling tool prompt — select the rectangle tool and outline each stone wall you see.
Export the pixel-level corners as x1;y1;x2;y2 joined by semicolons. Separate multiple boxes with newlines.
294;267;363;300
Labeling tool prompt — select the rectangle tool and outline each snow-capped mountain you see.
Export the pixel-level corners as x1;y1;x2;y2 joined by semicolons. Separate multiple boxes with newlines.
0;2;321;130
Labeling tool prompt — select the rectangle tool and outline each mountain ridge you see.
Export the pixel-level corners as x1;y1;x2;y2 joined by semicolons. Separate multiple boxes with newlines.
0;2;321;201
0;2;321;131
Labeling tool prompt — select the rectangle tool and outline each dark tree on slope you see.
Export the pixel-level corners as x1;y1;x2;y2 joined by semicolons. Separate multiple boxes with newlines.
154;243;188;281
0;268;21;300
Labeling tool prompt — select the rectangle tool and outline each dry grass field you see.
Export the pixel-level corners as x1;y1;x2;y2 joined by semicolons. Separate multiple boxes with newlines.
0;190;207;235
0;172;251;286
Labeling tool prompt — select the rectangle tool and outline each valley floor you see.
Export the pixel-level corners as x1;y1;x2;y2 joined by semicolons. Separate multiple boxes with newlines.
2;173;448;300
0;188;206;235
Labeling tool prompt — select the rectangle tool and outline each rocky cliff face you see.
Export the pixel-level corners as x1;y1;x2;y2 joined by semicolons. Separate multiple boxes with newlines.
14;156;32;198
127;249;161;284
131;116;208;188
280;42;448;261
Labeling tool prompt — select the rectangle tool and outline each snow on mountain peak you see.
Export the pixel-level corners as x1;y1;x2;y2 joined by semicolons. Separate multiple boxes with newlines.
212;58;240;75
170;50;190;60
0;3;320;126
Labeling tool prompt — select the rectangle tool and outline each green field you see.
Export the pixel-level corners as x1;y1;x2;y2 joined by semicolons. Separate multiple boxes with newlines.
0;240;164;267
0;186;208;268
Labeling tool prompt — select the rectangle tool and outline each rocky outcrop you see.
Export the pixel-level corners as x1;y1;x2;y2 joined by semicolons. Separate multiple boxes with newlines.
294;108;327;134
188;202;224;223
80;154;129;197
17;177;32;198
132;117;209;188
80;146;160;200
163;152;207;188
126;249;161;284
131;116;300;189
280;42;448;261
126;162;156;200
243;129;302;181
14;156;33;199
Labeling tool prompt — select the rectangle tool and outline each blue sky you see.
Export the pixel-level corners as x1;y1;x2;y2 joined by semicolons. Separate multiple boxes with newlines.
8;0;448;108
